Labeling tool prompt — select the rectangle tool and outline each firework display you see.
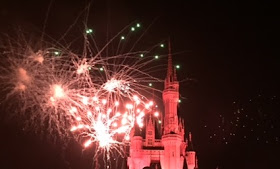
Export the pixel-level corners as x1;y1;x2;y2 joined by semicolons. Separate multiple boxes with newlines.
0;23;164;162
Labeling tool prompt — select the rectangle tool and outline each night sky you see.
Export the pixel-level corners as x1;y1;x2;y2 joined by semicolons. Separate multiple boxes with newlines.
0;0;279;169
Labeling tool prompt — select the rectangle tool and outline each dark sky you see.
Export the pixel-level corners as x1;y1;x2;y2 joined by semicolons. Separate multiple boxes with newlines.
0;0;279;169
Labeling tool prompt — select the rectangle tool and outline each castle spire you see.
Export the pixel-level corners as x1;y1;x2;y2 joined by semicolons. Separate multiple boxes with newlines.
146;111;155;146
174;67;177;81
167;38;173;78
188;132;194;151
164;38;178;91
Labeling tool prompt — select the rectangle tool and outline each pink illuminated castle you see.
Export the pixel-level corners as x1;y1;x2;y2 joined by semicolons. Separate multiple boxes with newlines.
127;41;198;169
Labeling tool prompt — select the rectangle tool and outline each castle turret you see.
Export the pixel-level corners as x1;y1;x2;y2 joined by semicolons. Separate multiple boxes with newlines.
145;114;155;146
162;40;180;135
186;132;196;169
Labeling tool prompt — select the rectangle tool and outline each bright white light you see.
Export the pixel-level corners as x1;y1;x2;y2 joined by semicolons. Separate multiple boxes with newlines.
87;111;92;117
116;126;129;133
52;84;65;99
133;95;139;101
94;121;113;148
104;79;122;92
136;111;145;127
70;126;77;131
145;104;150;109
107;108;112;113
128;115;133;121
77;64;88;74
125;135;130;140
93;96;98;102
126;104;133;109
84;139;92;148
138;123;143;128
102;99;107;105
140;112;145;117
154;112;159;117
70;107;77;114
121;118;127;125
112;122;118;127
82;96;89;105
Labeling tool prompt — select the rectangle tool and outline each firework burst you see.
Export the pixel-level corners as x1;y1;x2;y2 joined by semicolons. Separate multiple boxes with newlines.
0;21;165;167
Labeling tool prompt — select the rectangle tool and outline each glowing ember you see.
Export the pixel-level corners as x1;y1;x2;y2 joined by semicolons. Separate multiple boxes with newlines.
52;85;65;98
18;68;30;83
154;112;159;117
104;79;122;92
33;54;44;63
84;139;92;148
77;64;88;74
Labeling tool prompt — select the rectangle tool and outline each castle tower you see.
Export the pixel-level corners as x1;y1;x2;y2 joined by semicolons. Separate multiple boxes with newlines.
162;40;180;135
186;132;196;169
127;40;198;169
161;40;185;169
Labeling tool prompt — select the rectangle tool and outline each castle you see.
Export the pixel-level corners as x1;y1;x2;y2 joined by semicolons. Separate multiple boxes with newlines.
127;42;198;169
